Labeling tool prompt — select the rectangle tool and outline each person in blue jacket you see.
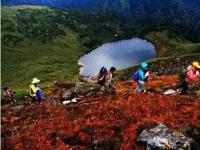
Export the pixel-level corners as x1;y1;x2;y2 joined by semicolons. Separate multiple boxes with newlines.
134;62;149;93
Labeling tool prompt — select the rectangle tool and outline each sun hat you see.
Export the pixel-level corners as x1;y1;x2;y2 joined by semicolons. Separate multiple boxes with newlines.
192;61;200;69
32;78;40;84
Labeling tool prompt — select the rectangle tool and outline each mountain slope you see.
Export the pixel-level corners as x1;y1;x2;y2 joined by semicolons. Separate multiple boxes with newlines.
1;6;127;89
2;0;200;41
2;0;199;19
1;6;200;90
2;69;200;149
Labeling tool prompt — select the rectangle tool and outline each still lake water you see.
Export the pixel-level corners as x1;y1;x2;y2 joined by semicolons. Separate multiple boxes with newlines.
78;38;156;77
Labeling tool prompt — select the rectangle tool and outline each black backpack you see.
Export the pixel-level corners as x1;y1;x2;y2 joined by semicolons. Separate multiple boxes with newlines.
98;67;107;85
99;67;107;75
178;67;187;81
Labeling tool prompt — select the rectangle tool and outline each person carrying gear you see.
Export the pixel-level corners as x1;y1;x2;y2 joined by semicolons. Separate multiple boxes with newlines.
2;87;16;104
30;78;42;103
179;61;200;94
97;67;108;88
133;62;149;93
105;67;117;93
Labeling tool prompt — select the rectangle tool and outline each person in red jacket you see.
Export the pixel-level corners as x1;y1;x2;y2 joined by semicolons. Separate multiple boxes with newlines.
181;61;200;94
2;87;16;104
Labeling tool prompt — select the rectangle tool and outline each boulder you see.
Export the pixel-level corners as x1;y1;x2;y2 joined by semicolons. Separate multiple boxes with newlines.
137;123;193;150
62;91;74;100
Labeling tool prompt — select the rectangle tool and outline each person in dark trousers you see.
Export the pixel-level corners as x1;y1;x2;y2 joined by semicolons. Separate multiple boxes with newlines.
180;62;200;94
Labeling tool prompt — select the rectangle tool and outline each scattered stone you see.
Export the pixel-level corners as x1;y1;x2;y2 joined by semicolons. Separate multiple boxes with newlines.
12;105;25;113
176;58;181;62
62;91;73;100
71;98;77;103
182;126;200;150
137;123;193;150
163;89;177;95
62;100;71;105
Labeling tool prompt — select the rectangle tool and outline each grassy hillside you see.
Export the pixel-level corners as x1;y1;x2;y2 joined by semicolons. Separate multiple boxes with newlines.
1;6;123;90
1;6;200;90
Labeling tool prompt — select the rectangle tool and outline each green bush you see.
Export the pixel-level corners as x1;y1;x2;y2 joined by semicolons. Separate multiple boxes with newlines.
15;90;30;101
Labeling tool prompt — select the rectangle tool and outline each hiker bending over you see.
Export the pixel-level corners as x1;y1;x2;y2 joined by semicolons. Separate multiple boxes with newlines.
2;87;16;104
133;62;149;93
30;78;42;103
105;67;117;92
179;61;200;94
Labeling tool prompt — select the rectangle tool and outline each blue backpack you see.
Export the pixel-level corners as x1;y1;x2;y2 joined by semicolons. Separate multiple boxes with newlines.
131;70;140;81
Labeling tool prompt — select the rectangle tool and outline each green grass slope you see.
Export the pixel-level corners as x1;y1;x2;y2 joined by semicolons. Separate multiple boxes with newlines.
1;6;123;90
1;6;200;90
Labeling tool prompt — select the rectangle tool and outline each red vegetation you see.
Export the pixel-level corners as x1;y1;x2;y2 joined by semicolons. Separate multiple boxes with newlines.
1;74;200;150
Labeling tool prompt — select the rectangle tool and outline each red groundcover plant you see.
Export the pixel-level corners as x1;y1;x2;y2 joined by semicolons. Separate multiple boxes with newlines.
2;74;200;149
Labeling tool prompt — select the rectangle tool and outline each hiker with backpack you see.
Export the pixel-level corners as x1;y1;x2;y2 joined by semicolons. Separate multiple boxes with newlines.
97;66;116;92
179;61;200;94
97;67;108;90
105;67;117;93
132;62;149;93
30;78;42;104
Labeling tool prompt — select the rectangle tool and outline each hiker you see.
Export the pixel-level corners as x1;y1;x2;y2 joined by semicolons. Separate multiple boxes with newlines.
133;62;149;93
97;66;108;89
2;87;16;104
179;61;200;94
105;67;117;92
97;66;116;92
30;78;42;103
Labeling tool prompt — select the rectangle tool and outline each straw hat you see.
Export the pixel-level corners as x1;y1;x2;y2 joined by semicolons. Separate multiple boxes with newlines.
32;78;40;84
192;62;200;69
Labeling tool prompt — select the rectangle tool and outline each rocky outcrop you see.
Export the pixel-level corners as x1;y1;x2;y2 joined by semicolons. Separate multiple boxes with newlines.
45;82;101;105
137;123;193;150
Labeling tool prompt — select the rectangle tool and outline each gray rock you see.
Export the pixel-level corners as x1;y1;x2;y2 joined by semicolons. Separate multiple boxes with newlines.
176;58;181;62
137;123;193;150
12;105;25;112
62;91;73;100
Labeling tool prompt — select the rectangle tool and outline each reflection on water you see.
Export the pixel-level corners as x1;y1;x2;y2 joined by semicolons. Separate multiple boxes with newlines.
78;38;156;76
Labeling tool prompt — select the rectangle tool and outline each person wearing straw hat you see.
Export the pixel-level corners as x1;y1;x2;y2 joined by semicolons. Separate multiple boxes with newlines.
180;61;200;94
30;78;42;103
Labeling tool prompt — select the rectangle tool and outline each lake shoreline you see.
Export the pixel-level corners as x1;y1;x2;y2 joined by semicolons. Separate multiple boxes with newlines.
78;37;156;77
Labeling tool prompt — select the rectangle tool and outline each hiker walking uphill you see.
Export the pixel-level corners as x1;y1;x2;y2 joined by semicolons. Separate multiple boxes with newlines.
179;61;200;94
105;67;117;92
97;67;108;88
30;78;42;104
97;66;116;92
132;62;149;93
